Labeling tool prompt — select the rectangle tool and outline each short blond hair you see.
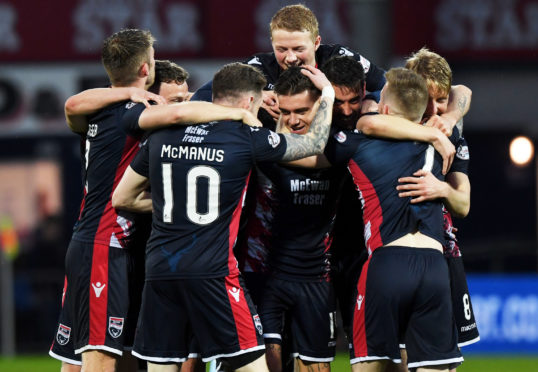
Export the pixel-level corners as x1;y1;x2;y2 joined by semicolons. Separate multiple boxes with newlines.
270;4;319;42
405;47;452;96
384;68;428;123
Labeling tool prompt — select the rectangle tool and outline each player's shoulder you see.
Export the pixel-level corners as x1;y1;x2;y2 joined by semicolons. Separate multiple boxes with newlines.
244;52;276;67
317;44;371;73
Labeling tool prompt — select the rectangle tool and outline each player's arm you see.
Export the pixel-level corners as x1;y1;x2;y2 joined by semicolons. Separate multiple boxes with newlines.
362;57;386;113
137;101;262;130
358;114;455;174
280;66;334;161
112;166;152;213
65;87;166;133
424;85;472;136
396;170;470;217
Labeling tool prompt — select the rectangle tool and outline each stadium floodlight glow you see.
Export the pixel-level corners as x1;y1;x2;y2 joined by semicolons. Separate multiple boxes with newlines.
509;136;534;166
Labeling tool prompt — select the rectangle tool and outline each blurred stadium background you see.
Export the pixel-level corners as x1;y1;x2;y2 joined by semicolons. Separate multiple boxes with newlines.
0;0;537;370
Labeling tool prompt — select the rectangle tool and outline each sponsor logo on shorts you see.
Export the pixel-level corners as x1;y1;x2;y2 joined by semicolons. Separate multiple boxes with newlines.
357;294;364;310
253;314;263;335
92;282;106;298
268;132;281;148
56;324;71;345
229;287;241;302
334;131;347;143
108;317;124;338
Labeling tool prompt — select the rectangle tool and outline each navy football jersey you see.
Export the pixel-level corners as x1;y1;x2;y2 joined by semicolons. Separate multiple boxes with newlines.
242;162;347;281
191;44;386;102
443;136;470;258
325;130;446;255
71;101;145;248
129;119;288;280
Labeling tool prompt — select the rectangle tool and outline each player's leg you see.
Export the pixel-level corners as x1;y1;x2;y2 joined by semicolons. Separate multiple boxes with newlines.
295;360;331;372
235;353;269;372
81;350;117;372
147;362;181;372
351;360;387;372
60;362;81;372
180;357;205;372
116;352;139;372
265;343;282;372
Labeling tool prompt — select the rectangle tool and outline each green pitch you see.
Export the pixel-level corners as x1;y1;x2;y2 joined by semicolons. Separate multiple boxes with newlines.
1;354;538;371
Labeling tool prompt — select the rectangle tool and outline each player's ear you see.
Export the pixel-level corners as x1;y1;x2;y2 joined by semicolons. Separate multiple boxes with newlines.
314;35;321;51
140;62;149;78
381;104;390;115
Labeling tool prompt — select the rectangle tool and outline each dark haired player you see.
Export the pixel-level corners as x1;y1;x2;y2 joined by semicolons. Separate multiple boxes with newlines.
112;63;335;372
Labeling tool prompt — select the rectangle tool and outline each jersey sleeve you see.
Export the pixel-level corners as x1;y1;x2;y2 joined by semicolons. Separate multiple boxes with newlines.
130;137;150;177
249;127;287;162
450;137;470;175
121;102;146;135
190;80;213;102
324;130;359;166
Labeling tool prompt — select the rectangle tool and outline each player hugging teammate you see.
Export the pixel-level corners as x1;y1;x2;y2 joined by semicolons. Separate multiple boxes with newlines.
50;4;477;372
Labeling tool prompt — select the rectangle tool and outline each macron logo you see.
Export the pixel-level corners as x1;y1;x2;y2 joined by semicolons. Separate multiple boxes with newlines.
92;282;106;298
357;294;364;310
229;287;241;302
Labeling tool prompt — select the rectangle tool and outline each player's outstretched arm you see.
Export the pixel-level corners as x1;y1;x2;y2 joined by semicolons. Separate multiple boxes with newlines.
137;101;262;130
112;166;152;213
280;66;334;161
396;170;470;217
358;114;455;174
424;84;472;136
65;87;166;133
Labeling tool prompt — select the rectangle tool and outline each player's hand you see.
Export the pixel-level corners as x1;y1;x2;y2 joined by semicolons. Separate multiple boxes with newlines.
261;90;280;120
396;170;449;203
424;114;453;136
360;99;378;114
431;130;455;174
129;88;167;107
300;65;331;91
241;109;263;127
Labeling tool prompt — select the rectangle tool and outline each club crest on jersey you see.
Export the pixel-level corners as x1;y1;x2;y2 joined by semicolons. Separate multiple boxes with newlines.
108;317;124;338
268;132;281;148
253;314;263;335
56;324;71;345
334;131;347;143
456;144;469;160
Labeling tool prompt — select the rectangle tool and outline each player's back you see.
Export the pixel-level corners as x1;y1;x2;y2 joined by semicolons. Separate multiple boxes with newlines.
73;101;144;248
137;121;286;280
351;135;444;253
326;130;446;255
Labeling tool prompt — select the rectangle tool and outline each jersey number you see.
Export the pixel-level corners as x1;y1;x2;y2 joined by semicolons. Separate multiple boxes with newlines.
462;293;472;321
162;164;220;225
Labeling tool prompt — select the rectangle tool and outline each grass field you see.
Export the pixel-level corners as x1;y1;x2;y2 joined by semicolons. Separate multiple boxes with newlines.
1;354;538;371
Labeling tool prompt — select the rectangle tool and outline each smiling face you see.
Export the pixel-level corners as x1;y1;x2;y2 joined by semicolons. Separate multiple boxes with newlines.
271;29;320;70
277;90;318;134
333;85;363;129
424;83;449;119
159;80;190;104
